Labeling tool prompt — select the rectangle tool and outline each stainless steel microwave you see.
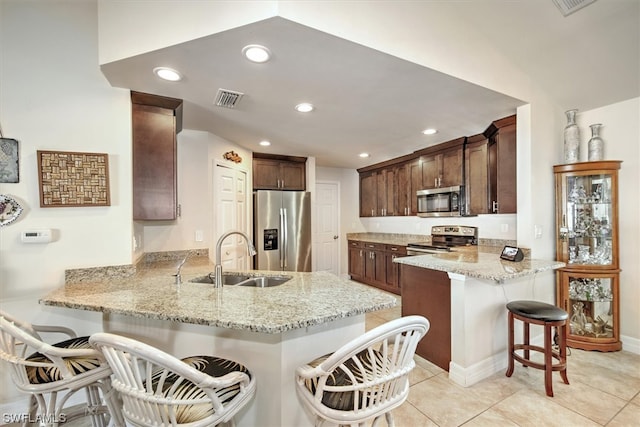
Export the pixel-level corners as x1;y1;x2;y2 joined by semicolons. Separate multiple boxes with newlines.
416;185;463;217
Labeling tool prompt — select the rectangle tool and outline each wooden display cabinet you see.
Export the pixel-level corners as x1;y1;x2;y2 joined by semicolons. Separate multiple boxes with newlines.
554;160;622;351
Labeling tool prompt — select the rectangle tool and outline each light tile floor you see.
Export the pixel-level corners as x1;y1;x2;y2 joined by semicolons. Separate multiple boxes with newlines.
367;297;640;427
4;298;639;426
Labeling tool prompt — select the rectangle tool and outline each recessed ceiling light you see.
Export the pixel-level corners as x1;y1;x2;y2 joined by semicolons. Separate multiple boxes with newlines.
359;153;370;158
259;140;271;146
294;103;314;113
153;67;182;81
422;128;438;135
242;44;271;63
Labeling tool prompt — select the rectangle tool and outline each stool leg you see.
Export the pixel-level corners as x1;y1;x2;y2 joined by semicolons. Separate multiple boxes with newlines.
544;323;554;397
558;323;569;385
523;319;530;365
506;311;515;377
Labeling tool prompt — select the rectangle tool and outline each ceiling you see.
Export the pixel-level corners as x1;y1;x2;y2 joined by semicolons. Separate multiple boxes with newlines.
100;1;639;169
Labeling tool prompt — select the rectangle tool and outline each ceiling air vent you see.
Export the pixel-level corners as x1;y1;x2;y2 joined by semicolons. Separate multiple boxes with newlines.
552;0;597;17
214;89;244;109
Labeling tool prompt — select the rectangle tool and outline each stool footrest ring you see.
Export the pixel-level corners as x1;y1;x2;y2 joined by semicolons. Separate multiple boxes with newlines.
512;344;566;372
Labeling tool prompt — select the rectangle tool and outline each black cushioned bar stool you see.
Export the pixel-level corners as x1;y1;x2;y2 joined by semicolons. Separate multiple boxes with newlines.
505;300;569;397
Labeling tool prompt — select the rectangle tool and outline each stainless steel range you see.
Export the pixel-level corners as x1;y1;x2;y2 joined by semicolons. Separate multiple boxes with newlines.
407;225;477;255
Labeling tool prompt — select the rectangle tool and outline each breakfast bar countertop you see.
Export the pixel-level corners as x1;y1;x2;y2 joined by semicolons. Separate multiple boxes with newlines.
394;250;565;284
39;260;396;334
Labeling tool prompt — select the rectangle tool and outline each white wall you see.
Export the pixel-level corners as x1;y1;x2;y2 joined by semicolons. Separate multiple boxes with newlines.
0;1;132;298
578;98;640;347
139;129;252;257
0;0;131;404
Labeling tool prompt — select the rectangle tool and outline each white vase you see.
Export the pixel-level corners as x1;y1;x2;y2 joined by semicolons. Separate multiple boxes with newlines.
588;123;604;161
564;109;580;163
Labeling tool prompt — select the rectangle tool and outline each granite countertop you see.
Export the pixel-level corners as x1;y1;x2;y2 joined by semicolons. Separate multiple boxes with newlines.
395;249;565;284
40;259;396;334
346;232;431;246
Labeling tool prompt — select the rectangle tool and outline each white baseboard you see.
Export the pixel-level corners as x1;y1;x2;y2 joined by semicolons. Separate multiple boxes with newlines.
621;334;640;354
449;353;508;387
448;333;639;388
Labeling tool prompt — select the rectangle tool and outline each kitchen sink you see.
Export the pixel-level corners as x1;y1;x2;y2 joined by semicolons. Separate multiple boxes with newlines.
189;273;251;285
189;273;291;287
236;276;292;287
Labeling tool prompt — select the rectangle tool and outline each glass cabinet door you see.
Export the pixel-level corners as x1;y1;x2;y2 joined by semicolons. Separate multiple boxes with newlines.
559;172;613;266
556;161;620;270
567;275;614;338
559;270;620;350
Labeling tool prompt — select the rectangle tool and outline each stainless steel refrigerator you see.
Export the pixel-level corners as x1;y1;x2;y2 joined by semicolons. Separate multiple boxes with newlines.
254;191;312;272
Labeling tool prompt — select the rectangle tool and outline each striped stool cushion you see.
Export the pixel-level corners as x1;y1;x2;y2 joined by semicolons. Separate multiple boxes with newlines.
25;336;101;384
302;349;387;411
148;355;252;424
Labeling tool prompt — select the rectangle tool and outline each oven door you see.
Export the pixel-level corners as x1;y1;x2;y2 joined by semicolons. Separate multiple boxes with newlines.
406;246;451;255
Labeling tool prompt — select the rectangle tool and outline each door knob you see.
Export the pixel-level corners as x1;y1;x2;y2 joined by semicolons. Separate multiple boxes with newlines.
333;235;339;240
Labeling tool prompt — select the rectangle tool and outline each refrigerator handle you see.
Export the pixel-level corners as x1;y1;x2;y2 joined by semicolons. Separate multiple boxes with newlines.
279;208;285;268
282;208;288;268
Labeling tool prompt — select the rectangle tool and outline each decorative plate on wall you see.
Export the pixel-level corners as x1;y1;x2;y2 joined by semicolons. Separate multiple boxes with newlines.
0;194;23;227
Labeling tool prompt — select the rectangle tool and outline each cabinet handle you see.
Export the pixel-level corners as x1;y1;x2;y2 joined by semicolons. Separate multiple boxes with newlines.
492;200;499;213
391;247;398;251
359;250;363;257
435;178;438;187
371;209;374;216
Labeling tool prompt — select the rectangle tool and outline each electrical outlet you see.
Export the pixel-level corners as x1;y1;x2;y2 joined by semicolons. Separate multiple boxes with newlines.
501;223;509;233
195;230;204;242
534;225;543;239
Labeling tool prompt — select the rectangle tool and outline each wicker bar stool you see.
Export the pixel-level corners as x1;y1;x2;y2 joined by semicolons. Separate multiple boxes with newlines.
505;300;569;397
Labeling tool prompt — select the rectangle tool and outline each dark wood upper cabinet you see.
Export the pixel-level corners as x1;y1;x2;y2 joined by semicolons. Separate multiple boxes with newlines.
131;91;183;221
465;133;490;215
253;153;306;190
359;171;377;217
484;115;517;214
356;116;516;217
416;137;465;189
358;153;419;217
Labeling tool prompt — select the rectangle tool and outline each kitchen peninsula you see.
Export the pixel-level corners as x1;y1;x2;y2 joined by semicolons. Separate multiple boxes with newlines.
395;251;565;387
40;257;396;427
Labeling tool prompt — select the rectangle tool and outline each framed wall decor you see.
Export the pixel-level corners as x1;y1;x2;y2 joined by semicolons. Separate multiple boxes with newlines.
37;150;111;207
0;138;19;183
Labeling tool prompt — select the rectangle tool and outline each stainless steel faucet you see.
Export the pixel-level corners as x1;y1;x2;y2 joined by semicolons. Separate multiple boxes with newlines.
173;251;192;285
214;231;257;288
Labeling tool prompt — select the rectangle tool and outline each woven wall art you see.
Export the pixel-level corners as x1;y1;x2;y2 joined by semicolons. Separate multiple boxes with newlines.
37;150;110;207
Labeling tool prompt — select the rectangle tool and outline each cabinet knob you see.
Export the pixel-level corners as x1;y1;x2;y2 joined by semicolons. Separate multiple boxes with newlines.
333;235;339;240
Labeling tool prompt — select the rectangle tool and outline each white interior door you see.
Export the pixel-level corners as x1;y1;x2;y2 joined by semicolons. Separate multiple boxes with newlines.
315;181;340;276
214;163;249;270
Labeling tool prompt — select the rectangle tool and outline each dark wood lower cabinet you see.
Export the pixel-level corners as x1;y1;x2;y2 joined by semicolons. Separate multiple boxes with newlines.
400;264;451;371
348;241;405;295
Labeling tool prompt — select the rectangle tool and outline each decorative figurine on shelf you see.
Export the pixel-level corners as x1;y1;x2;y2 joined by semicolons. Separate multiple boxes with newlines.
570;301;587;335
